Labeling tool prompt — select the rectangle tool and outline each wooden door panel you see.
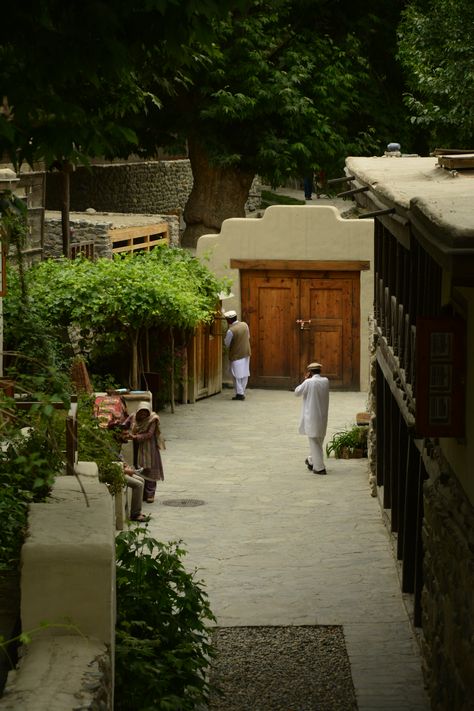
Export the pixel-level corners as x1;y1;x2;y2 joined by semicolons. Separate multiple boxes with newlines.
311;286;343;319
312;326;343;381
300;276;358;389
242;272;299;388
241;270;360;390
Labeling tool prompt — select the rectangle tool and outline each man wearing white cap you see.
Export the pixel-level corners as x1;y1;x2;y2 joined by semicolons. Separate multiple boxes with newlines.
224;310;251;400
295;362;330;474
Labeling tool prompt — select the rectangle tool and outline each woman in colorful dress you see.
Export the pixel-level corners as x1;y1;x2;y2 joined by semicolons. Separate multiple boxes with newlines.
129;402;165;503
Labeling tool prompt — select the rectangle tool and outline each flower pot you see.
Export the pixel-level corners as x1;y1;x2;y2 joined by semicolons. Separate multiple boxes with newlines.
338;447;364;459
0;379;15;397
340;447;351;459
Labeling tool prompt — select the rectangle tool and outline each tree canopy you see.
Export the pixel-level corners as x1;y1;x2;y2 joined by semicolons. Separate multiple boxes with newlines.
131;0;416;244
0;0;421;246
141;0;413;174
398;0;474;147
0;0;248;168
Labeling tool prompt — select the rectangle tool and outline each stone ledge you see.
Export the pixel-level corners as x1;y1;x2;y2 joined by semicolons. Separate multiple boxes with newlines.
0;636;111;711
21;475;115;645
0;470;115;709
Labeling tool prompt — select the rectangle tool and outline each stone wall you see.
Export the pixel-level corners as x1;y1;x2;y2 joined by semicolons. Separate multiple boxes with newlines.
367;323;377;496
45;160;262;216
421;469;474;710
44;216;114;260
46;160;193;215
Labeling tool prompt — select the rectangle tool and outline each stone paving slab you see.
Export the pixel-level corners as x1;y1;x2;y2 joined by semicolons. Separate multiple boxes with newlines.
146;389;431;710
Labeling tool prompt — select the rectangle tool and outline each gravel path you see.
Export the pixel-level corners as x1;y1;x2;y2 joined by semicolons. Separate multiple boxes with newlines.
208;626;358;711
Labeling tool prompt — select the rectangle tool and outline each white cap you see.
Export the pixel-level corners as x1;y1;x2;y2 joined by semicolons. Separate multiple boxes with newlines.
224;310;237;319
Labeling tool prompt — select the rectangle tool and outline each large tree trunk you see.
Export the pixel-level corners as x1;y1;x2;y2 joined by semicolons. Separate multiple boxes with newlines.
182;137;255;248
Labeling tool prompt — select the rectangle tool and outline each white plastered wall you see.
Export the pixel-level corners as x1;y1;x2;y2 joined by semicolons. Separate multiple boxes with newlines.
197;205;374;391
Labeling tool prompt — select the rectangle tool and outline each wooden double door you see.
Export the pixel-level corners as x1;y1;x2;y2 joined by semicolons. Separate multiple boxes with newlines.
240;268;360;390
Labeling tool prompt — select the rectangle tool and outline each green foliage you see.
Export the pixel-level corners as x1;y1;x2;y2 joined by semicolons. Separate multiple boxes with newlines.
76;397;125;496
89;373;121;393
5;248;226;344
325;425;368;459
115;529;216;710
3;248;227;389
398;0;474;146
0;191;28;250
0;390;67;571
137;0;415;183
3;264;72;390
186;2;378;181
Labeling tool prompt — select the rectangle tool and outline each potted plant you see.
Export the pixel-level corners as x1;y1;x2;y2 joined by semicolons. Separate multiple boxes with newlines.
325;424;368;459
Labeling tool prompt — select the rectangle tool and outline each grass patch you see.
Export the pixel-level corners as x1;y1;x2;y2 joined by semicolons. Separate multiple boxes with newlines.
260;190;305;208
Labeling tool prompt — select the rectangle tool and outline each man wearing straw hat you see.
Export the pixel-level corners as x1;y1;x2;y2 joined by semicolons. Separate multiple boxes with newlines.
295;362;330;475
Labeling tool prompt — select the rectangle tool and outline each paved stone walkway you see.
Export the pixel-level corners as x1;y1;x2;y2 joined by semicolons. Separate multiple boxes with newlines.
147;388;431;710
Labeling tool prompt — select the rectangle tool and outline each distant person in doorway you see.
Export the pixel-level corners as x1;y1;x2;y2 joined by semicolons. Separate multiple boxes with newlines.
295;362;330;475
315;169;326;199
303;173;314;200
224;310;251;400
129;402;165;503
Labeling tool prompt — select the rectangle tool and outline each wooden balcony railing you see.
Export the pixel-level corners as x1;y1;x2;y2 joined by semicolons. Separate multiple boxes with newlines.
109;223;169;255
374;219;442;388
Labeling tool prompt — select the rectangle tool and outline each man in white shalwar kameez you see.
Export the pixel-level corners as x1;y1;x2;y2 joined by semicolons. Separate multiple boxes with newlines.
295;362;330;474
224;310;251;400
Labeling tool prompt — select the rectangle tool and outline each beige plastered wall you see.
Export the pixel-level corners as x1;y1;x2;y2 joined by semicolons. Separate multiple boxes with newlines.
197;205;374;391
439;286;474;505
0;465;115;710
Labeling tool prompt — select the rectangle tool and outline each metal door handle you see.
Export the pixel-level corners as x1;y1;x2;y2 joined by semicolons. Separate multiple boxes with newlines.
296;319;312;331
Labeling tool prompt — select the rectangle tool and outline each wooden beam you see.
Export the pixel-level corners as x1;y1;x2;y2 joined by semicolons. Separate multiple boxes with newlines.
437;153;474;169
229;259;370;271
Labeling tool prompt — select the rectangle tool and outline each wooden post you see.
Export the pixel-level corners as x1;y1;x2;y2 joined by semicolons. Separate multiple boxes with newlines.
169;327;175;414
60;162;72;258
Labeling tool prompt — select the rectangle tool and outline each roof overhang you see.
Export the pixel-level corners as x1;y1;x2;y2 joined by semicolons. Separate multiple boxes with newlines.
345;156;474;286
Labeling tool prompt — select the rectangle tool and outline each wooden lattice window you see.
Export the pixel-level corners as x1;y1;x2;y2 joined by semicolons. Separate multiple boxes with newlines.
71;242;95;260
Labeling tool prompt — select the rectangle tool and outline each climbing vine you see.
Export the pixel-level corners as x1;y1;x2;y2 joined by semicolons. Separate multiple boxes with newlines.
0;191;28;296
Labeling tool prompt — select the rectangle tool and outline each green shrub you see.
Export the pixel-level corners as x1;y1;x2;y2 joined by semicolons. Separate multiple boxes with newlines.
115;528;216;711
260;189;305;208
76;397;125;496
0;393;66;571
325;425;368;458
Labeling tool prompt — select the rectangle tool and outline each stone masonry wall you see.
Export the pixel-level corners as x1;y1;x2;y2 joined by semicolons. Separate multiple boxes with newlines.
45;161;193;214
421;470;474;710
45;160;262;216
44;217;114;260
